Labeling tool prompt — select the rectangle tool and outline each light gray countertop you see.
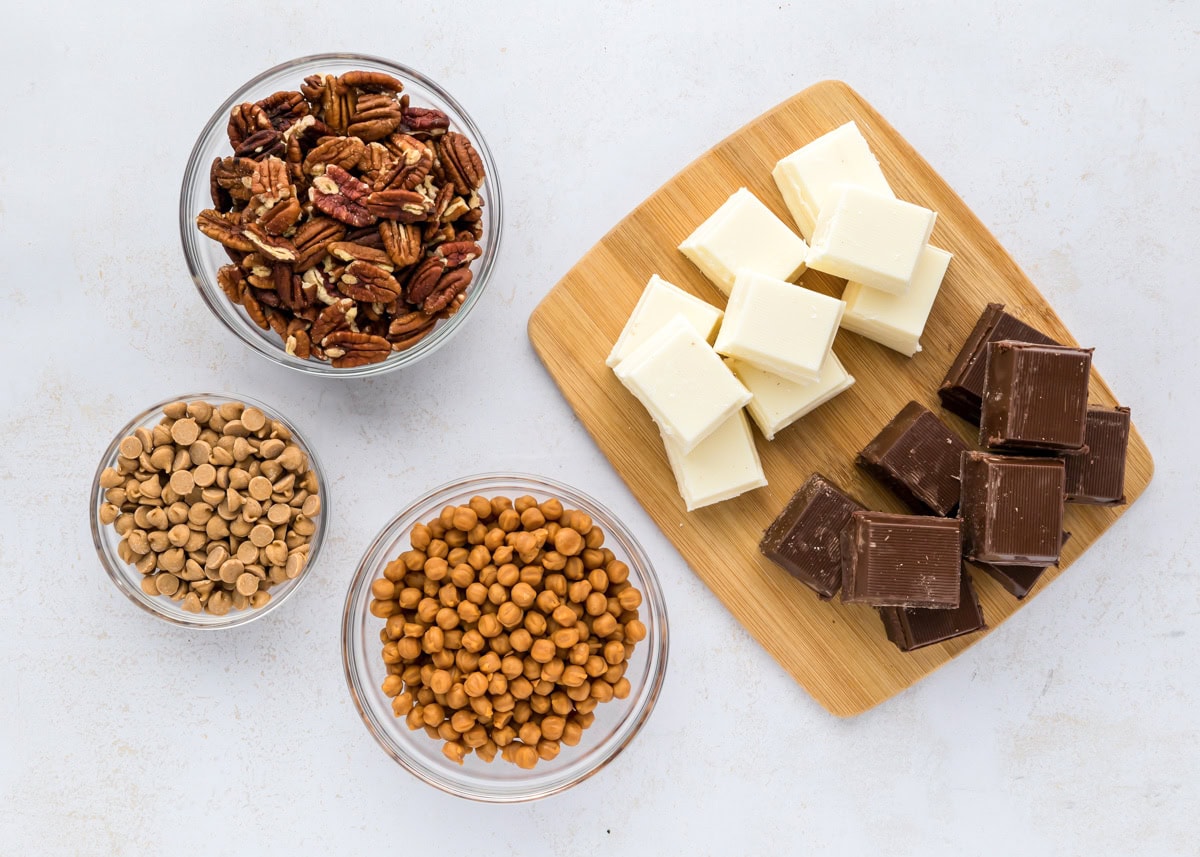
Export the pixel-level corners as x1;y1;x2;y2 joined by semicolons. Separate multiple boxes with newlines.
1;2;1196;854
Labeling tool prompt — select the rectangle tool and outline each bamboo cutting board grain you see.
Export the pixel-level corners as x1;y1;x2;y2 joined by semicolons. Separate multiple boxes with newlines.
527;81;1154;717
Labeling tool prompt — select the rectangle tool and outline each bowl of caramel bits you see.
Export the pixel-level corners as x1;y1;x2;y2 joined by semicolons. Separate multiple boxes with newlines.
341;474;668;802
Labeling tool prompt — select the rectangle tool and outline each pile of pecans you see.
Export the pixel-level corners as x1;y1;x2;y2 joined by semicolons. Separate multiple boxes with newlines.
196;70;486;368
97;400;320;615
371;495;646;769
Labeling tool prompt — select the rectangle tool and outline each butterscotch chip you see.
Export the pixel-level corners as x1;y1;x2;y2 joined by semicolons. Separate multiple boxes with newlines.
169;470;195;495
170;418;200;445
193;463;217;487
248;476;273;501
249;523;274;547
236;541;259;564
267;503;291;525
235;572;260;596
241;407;267;432
118;436;143;459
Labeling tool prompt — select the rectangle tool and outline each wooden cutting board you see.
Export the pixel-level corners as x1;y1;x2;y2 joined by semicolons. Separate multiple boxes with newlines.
527;80;1154;717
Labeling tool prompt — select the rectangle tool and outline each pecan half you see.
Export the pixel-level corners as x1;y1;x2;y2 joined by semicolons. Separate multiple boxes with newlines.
243;223;298;262
348;93;403;142
438;132;485;195
379;221;422;267
376;134;433;191
387;310;437;349
258;196;302;235
339;70;405;93
339;260;402;303
433;240;482;268
293;218;347;271
274;264;309;310
401;106;450;135
303;135;366;175
365;188;432;222
420;267;472;314
197;209;254;252
285;327;312;359
321;331;391;368
310;165;375;227
235;128;284;160
405;257;447;307
209;156;256;210
256;91;309;131
241;286;270;330
248;157;300;234
217;264;246;303
228;103;271;149
328;241;393;267
310;298;357;343
321;75;354;135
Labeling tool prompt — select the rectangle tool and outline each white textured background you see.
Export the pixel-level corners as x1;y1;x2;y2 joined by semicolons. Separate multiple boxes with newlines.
2;2;1197;854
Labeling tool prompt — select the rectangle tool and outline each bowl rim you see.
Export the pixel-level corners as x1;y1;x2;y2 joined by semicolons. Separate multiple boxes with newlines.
341;472;670;802
178;52;503;378
90;391;329;629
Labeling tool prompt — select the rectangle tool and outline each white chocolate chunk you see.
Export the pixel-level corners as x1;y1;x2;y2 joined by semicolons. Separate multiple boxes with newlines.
726;351;855;441
678;188;809;295
841;245;953;356
614;316;751;454
772;121;894;240
806;184;936;295
662;410;766;511
713;271;845;384
606;275;723;368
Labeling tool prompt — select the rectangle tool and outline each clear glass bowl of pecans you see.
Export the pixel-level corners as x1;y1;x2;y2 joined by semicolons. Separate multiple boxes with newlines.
341;474;669;802
180;53;502;377
91;393;328;629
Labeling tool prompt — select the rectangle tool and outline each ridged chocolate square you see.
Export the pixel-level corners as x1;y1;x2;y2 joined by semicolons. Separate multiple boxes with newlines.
856;401;969;516
759;473;865;599
960;451;1065;566
980;341;1092;452
841;511;962;608
878;567;986;651
971;532;1071;599
938;303;1059;425
1065;406;1131;505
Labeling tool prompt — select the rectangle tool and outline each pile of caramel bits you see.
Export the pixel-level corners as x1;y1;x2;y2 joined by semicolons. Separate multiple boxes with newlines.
97;400;320;615
371;494;646;769
196;69;486;368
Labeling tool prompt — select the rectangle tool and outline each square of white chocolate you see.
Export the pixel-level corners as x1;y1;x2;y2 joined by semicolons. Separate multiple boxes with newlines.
606;275;723;368
726;351;855;441
806;184;936;295
713;271;845;384
613;315;751;454
662;410;766;511
772;121;894;240
678;188;809;295
841;245;953;357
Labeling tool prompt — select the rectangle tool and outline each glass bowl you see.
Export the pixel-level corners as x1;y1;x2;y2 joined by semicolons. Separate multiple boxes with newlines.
179;53;503;378
91;392;328;629
342;473;669;802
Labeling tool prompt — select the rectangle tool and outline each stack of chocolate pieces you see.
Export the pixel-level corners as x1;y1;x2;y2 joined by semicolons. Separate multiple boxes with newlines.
757;302;1132;654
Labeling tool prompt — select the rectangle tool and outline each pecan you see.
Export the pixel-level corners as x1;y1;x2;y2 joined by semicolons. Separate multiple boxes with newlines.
300;74;325;102
348;93;403;142
209;156;256;210
320;75;354;135
228;102;271;148
275;265;309;310
252;286;281;308
339;70;405;93
258;196;302;235
458;207;484;239
424;183;456;241
405;257;447;307
235;127;284;160
321;331;391;369
327;241;393;267
241;286;270;330
433;240;482;268
357;142;395;180
438;132;485;195
285;328;312;359
197;209;254;252
421;267;471;314
242;223;298;262
310;165;375;227
303;135;366;174
379;221;422;267
292;217;345;271
216;265;246;303
401;106;450;135
376;134;432;191
256;91;309;131
264;305;290;338
248;157;300;234
365;188;432;222
388;309;436;339
339;260;402;303
310;298;357;343
440;194;471;224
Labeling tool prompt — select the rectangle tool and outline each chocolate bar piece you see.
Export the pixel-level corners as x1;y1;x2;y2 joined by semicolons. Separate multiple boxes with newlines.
960;451;1065;565
938;303;1059;424
980;341;1092;452
759;473;865;599
1065;406;1131;505
878;566;986;651
971;532;1071;599
841;511;962;608
856;401;970;516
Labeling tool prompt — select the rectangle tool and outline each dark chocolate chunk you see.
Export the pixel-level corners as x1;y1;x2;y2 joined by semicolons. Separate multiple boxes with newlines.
1064;406;1131;505
971;532;1072;599
759;473;865;599
878;566;986;651
980;341;1092;452
856;401;970;516
960;451;1065;565
938;303;1059;424
841;511;962;608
